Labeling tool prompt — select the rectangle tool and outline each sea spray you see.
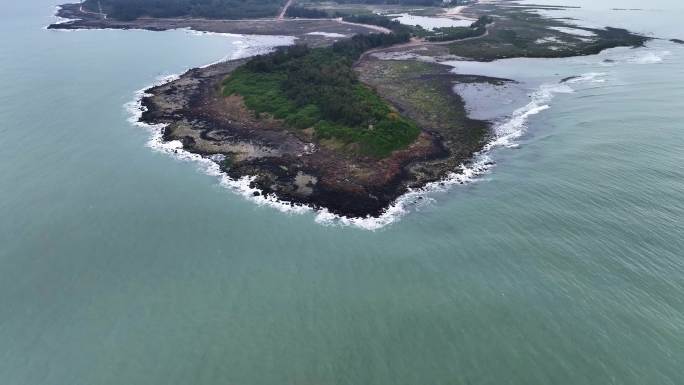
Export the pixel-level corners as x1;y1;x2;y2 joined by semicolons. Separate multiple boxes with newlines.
306;32;348;38
127;71;607;230
314;73;616;229
124;24;620;230
45;5;81;30
597;49;672;66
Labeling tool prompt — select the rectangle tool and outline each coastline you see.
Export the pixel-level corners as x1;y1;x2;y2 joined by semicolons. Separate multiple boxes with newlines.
129;57;606;230
49;1;653;227
6;1;684;381
126;71;493;230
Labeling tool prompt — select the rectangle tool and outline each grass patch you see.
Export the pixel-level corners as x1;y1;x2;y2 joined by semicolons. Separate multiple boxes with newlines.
222;38;420;158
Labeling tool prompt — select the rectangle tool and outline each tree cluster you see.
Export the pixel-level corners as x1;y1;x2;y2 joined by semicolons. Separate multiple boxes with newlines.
224;33;418;156
244;33;409;126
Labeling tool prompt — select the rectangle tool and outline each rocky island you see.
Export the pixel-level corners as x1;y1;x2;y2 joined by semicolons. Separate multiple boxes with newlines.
50;0;649;218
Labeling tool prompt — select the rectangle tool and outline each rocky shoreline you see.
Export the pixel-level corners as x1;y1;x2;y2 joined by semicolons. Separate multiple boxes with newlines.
50;1;651;218
139;58;481;217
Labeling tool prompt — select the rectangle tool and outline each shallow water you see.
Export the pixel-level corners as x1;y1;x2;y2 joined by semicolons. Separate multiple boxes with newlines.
390;13;472;30
1;1;684;384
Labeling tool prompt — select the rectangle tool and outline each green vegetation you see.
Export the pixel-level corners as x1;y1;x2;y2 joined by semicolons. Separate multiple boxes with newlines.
216;10;494;157
222;35;420;157
85;0;286;20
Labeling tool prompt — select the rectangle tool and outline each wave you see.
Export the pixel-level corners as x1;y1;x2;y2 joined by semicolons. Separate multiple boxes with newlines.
314;71;625;229
125;72;314;214
312;80;580;230
313;155;494;230
126;72;597;230
226;36;296;59
600;50;671;66
190;34;295;68
628;51;671;64
322;48;676;228
306;32;348;38
563;72;608;84
126;37;606;230
185;29;295;65
45;5;80;30
126;70;479;231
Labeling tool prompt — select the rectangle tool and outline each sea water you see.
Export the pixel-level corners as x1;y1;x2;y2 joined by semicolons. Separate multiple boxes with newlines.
1;1;683;384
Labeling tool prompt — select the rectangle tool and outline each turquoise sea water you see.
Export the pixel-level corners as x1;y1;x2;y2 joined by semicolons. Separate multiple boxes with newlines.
1;1;683;384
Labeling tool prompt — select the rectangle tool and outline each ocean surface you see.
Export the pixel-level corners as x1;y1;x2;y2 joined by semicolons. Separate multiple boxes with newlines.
1;1;683;384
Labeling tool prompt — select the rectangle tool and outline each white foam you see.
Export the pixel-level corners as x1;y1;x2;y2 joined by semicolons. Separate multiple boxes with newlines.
126;69;608;230
598;49;671;66
480;82;574;152
565;72;608;84
306;32;347;38
628;51;670;64
122;27;613;230
125;72;315;215
52;5;72;24
312;76;598;230
126;69;465;231
313;155;494;230
183;30;295;66
481;72;614;151
45;5;79;30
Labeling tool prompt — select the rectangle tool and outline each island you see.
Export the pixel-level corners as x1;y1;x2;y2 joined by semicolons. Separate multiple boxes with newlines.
50;0;649;218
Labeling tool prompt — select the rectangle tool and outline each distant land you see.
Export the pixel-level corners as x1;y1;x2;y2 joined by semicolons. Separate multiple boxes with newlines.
77;0;452;20
50;0;649;217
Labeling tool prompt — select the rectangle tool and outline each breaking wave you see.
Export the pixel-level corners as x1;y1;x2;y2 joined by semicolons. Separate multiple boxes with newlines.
628;51;671;64
126;52;606;230
600;50;671;66
125;72;313;217
45;5;79;30
306;32;348;38
313;71;624;229
312;80;579;230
